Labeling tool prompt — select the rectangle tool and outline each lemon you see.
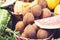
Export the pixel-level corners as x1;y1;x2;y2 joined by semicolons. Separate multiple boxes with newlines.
54;4;60;15
46;0;60;9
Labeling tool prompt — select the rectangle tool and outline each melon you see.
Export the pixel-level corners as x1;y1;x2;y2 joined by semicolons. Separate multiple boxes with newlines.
35;15;60;29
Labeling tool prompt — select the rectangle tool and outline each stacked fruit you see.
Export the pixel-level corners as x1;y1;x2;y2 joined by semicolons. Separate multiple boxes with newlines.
12;0;60;39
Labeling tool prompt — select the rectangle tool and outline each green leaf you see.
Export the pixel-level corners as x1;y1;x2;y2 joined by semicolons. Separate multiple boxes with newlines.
52;38;60;40
0;2;4;7
0;9;16;40
14;31;20;36
5;28;13;33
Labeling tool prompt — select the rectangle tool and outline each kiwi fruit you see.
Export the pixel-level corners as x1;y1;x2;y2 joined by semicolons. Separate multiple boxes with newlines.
22;8;31;16
21;24;36;38
31;5;42;17
42;8;52;18
21;32;28;38
38;0;47;8
32;23;39;30
23;13;34;25
37;29;49;39
15;21;25;33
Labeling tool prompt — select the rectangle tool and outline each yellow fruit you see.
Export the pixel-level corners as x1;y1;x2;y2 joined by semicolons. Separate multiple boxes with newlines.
14;1;24;13
46;0;59;9
14;1;31;13
54;4;60;15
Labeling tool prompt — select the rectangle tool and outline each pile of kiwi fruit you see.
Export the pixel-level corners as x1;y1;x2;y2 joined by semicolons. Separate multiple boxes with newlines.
13;0;54;39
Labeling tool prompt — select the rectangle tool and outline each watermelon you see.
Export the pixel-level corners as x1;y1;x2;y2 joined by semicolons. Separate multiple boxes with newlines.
34;15;60;29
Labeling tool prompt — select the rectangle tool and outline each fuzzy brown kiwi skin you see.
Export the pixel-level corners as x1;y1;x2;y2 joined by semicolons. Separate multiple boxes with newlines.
21;32;28;38
37;29;49;39
15;21;25;33
42;8;52;18
31;5;42;17
22;8;31;16
23;13;34;25
37;0;47;8
32;23;39;30
21;24;37;39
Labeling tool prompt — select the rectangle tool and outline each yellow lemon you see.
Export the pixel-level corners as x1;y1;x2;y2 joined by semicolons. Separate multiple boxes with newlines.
54;4;60;15
46;0;60;9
